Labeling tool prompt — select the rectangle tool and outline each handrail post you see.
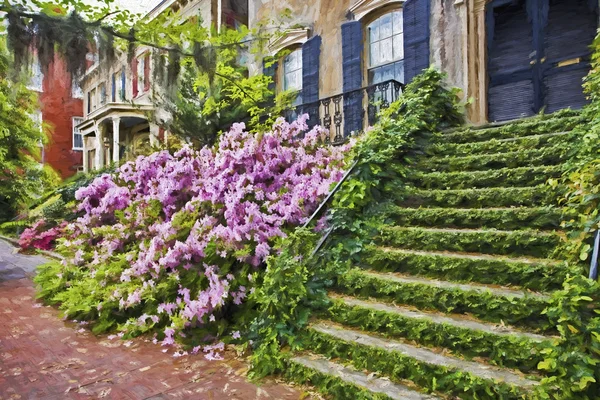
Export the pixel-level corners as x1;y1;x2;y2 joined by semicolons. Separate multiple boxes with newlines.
589;230;600;280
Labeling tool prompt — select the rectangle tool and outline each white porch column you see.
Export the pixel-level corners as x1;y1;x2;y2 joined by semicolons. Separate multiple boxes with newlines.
112;117;120;164
94;137;101;170
95;123;105;169
82;136;88;173
149;123;160;147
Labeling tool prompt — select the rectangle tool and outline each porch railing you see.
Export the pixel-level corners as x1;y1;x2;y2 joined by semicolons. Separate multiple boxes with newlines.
285;79;404;143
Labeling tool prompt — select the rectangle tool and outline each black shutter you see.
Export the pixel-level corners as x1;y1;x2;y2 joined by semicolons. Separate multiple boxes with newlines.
263;59;278;93
302;35;322;128
341;21;364;137
403;0;431;83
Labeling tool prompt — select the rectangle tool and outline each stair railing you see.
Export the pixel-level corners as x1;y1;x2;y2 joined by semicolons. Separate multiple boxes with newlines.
303;160;358;257
589;230;600;280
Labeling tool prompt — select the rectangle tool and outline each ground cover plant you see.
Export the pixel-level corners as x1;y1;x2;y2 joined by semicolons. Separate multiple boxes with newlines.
34;116;349;356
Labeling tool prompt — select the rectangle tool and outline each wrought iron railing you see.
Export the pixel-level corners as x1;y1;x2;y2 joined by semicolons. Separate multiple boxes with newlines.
285;79;404;143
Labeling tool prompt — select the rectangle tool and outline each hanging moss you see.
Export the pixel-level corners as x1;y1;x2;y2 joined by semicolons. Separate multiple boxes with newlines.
6;9;33;76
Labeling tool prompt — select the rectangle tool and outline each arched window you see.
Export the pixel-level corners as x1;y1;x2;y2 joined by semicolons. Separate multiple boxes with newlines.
367;10;404;85
282;48;303;104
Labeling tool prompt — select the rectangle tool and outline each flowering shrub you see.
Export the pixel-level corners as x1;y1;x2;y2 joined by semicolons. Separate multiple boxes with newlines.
18;219;66;251
35;116;349;354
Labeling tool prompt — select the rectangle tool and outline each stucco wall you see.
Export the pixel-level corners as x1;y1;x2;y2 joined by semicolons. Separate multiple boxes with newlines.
250;0;351;97
430;0;467;92
249;0;470;100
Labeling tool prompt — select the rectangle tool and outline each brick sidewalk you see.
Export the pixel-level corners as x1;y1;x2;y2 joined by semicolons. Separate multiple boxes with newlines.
0;242;309;400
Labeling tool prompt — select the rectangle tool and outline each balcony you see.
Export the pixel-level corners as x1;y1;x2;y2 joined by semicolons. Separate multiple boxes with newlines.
284;79;404;144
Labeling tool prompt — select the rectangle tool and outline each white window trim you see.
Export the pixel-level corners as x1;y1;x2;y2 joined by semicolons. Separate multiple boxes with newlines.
350;0;404;21
72;117;84;151
268;28;309;57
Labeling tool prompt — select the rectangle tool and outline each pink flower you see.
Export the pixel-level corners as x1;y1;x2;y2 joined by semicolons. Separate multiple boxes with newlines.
232;331;241;340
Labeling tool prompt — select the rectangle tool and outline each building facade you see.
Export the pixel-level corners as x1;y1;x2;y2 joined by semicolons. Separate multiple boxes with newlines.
78;0;248;172
31;55;84;179
250;0;598;128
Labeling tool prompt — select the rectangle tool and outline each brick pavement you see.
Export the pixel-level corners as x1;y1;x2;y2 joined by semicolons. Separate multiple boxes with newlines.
0;240;310;400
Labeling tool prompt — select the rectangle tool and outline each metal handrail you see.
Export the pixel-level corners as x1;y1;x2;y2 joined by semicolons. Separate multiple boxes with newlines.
590;230;600;280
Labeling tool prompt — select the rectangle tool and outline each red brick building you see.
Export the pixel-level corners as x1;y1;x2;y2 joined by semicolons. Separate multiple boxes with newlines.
32;55;84;179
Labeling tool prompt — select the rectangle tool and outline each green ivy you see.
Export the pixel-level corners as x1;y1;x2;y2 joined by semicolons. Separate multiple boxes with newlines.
402;185;558;208
323;298;548;373
363;245;577;293
420;145;567;172
442;111;582;144
414;165;562;190
304;327;532;400
336;267;552;331
285;358;396;400
535;275;600;399
377;226;562;260
382;204;570;231
248;228;326;379
429;131;570;158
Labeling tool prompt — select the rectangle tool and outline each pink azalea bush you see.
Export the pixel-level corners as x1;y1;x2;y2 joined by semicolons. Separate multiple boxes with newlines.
19;219;66;251
35;116;349;353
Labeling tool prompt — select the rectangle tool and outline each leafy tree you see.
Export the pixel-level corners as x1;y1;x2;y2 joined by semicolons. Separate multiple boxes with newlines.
0;34;59;221
2;0;294;150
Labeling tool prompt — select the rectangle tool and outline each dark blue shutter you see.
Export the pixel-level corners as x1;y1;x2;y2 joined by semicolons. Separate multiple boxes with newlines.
403;0;431;83
263;59;278;93
302;35;321;128
341;21;364;137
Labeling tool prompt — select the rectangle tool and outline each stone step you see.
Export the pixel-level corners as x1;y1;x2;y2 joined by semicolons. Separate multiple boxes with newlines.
428;131;571;157
383;205;568;231
332;295;550;342
440;114;583;144
413;165;562;190
403;185;559;208
310;322;540;394
419;146;567;172
362;270;550;300
337;268;551;329
442;109;581;134
378;226;562;259
363;246;573;292
289;355;438;400
325;294;552;372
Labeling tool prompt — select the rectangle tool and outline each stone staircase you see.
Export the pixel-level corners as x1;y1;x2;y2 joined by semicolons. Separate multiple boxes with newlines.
288;115;586;399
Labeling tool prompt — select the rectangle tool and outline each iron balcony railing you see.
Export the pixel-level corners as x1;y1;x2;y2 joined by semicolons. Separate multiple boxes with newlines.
285;79;404;143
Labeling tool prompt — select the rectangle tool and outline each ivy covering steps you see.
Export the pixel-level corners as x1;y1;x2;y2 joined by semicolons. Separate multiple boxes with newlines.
286;113;587;399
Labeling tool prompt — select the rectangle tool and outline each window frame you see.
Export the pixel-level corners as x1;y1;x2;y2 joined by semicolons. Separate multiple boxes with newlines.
366;8;405;86
72;117;84;151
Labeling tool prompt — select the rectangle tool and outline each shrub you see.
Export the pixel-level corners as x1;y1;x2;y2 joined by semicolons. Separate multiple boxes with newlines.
18;219;66;251
34;116;349;353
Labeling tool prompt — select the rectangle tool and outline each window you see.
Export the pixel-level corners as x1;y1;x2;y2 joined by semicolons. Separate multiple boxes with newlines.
113;69;126;101
31;110;43;132
91;88;97;110
367;10;404;85
72;80;83;99
137;54;150;94
73;117;84;150
99;83;107;105
87;91;91;114
28;57;44;92
283;48;303;104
